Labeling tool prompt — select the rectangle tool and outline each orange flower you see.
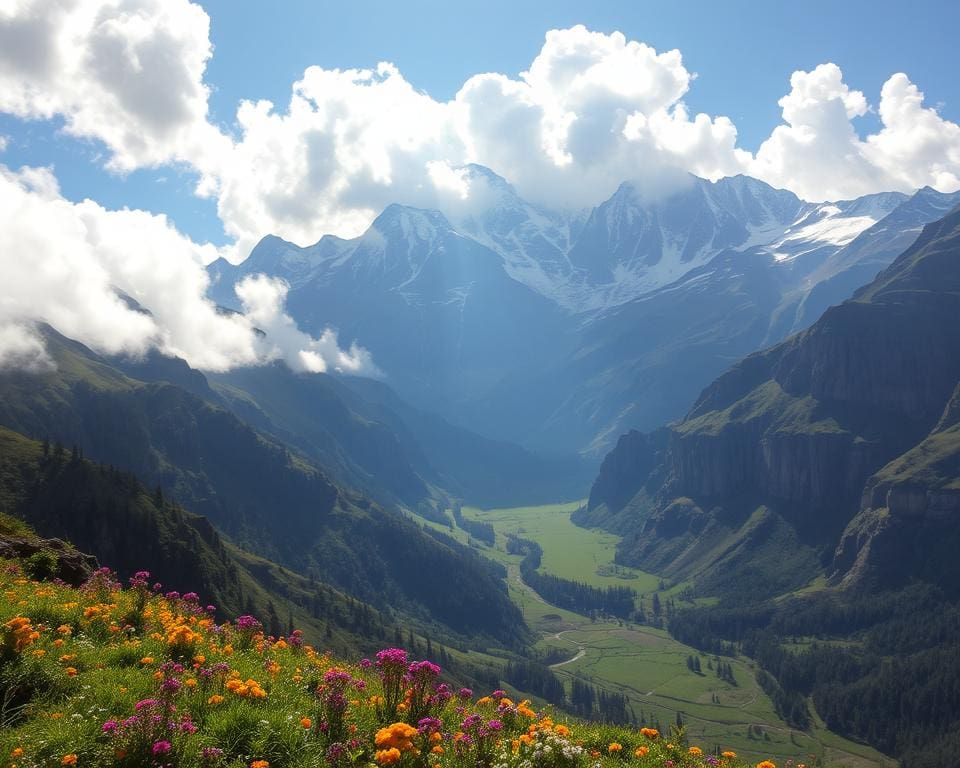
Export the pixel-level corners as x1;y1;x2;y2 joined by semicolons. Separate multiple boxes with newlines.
251;761;270;768
722;752;737;759
375;748;402;765
300;717;312;729
555;724;570;737
11;748;24;758
608;743;623;753
634;746;649;758
755;762;777;768
207;694;225;705
65;667;78;677
689;746;703;756
431;746;444;755
61;756;77;766
639;727;659;739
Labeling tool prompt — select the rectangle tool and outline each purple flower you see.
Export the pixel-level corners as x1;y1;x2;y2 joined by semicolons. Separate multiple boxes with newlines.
376;648;408;668
201;746;224;761
161;677;182;694
101;720;119;733
165;591;180;600
407;660;441;679
182;592;200;603
180;720;198;734
492;689;506;698
458;687;473;700
152;740;172;755
135;698;160;711
486;719;503;731
236;615;262;631
358;658;372;669
418;717;442;735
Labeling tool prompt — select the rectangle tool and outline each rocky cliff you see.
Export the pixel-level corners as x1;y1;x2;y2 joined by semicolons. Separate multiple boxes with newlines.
590;206;960;596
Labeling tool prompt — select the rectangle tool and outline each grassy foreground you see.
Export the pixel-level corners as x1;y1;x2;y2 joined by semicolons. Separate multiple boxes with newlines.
0;558;776;768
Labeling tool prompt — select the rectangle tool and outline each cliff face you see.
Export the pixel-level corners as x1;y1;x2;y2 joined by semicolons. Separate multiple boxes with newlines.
591;207;960;596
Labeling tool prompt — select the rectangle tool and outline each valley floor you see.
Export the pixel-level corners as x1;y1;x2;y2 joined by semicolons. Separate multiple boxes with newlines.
438;501;897;768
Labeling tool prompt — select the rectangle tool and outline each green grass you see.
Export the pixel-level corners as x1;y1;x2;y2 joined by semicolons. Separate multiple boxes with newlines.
456;500;895;768
0;556;767;768
461;502;660;592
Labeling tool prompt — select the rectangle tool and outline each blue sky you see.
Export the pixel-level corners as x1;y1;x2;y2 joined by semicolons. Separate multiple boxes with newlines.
1;0;958;249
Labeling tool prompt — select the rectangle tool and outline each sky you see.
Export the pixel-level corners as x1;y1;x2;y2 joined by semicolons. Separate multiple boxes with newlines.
0;0;958;373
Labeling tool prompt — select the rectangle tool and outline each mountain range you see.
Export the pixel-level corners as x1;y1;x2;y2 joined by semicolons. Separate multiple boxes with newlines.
208;166;960;455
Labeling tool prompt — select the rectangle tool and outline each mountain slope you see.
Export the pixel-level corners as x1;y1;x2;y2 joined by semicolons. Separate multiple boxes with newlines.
0;327;526;646
589;204;960;596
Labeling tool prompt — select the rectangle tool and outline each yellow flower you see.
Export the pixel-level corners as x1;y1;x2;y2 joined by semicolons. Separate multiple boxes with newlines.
207;694;225;705
755;762;777;768
689;746;703;756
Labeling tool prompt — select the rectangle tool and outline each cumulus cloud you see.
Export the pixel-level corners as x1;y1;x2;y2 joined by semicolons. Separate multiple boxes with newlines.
1;3;959;363
0;163;377;375
0;0;230;175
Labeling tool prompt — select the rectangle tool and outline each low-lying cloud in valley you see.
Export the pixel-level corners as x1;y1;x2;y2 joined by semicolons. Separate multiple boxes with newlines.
0;0;958;373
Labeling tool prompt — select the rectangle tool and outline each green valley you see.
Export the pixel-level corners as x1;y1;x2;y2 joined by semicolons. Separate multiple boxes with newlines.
454;502;895;768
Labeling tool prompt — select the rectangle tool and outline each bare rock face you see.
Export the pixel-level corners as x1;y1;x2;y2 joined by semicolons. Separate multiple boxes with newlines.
0;535;98;585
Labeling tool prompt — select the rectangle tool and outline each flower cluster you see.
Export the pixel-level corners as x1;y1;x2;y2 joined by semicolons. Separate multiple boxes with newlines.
0;560;774;768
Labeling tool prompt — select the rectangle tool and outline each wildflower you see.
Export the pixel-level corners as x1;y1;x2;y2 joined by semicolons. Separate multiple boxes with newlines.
555;724;570;736
141;656;154;665
11;748;24;758
608;742;623;753
152;741;172;756
375;748;402;765
634;746;649;757
689;746;703;756
300;717;312;729
251;761;270;768
61;756;77;766
722;752;737;759
639;727;659;739
755;762;777;768
207;694;225;705
65;666;78;676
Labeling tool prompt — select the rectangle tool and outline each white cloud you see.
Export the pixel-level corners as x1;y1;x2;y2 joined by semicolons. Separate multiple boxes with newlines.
1;2;959;259
0;0;230;176
0;163;376;375
749;64;960;201
235;275;379;376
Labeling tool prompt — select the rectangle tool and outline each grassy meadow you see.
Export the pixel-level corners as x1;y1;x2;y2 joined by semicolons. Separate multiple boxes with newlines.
457;502;896;768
